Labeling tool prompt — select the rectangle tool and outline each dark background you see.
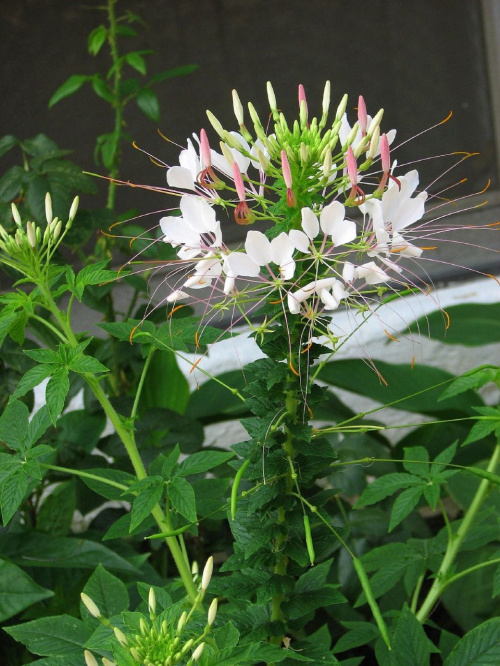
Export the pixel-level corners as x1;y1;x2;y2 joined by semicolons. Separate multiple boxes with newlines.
1;0;499;279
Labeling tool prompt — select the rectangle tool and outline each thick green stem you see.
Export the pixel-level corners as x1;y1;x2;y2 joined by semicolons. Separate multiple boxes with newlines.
416;443;500;622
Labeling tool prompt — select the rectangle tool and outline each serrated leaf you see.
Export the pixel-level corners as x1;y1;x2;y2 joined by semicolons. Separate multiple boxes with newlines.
4;615;91;656
443;617;500;665
462;417;500;446
169;476;197;523
24;347;61;364
391;605;437;665
440;367;500;401
161;443;180;480
295;559;333;594
0;559;53;622
0;400;29;450
403;446;429;478
37;480;76;535
102;511;155;540
79;468;134;500
356;473;422;507
1;469;28;524
130;478;164;531
46;367;69;424
136;88;160;122
10;364;54;402
178;450;234;477
68;354;109;374
431;441;458;473
284;585;346;620
333;621;380;653
81;564;129;621
389;485;424;532
48;75;90;108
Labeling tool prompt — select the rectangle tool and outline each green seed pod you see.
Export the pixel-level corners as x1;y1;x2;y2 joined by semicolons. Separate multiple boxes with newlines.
303;514;315;566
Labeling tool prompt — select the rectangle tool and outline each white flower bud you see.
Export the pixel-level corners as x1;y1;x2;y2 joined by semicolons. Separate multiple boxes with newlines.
256;148;270;172
367;108;384;136
45;192;53;225
69;195;79;223
366;126;381;160
148;587;156;615
52;220;62;241
354;134;370;158
113;626;128;647
177;610;187;634
299;142;309;164
192;642;205;661
206;110;225;139
81;593;101;619
181;638;194;655
0;225;9;240
130;647;142;662
26;222;36;249
201;556;213;591
322;150;332;178
345;121;359;147
191;560;199;577
266;81;277;112
207;597;218;626
84;650;99;666
232;89;244;125
102;659;116;666
219;141;235;168
335;93;348;121
322;80;331;119
11;203;22;227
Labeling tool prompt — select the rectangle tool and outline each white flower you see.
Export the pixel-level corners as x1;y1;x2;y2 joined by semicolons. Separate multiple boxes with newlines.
160;195;222;260
245;230;296;280
288;277;349;315
290;202;357;254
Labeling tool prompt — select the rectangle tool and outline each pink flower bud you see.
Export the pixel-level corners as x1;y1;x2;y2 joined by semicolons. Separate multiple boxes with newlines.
298;84;308;120
346;147;358;187
358;95;367;135
232;162;246;202
380;133;390;173
200;129;212;167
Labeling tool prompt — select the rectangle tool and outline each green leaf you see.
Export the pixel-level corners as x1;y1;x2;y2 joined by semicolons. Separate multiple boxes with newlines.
284;585;346;620
79;468;135;500
402;446;429;478
136;88;160;122
0;400;29;451
124;51;148;75
4;615;91;656
463;413;500;446
333;621;380;653
443;617;500;665
389;485;423;531
214;621;240;649
390;605;437;665
37;480;76;535
408;303;500;346
149;64;199;83
57;410;106;453
46;367;69;424
0;559;53;622
48;75;90;107
440;366;500;401
88;24;107;55
319;359;481;417
91;75;114;103
10;364;54;402
26;405;53;449
130;477;164;531
24;347;61;364
81;564;129;620
169;476;197;523
295;558;333;593
0;134;18;158
138;350;190;414
68;354;109;374
178;451;234;477
356;473;421;507
161;444;180;480
1;469;28;524
102;511;155;540
0;165;25;202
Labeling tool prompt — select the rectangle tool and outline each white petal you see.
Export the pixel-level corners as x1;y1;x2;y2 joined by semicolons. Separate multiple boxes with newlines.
160;216;200;246
343;261;355;282
319;288;341;310
320;201;346;235
330;218;357;246
224;252;260;277
392;192;427;232
245;230;272;265
167;166;196;191
289;229;310;253
270;232;294;265
167;290;189;302
223;275;235;294
301;208;320;239
180;195;217;233
279;258;296;280
354;261;390;284
179;138;202;174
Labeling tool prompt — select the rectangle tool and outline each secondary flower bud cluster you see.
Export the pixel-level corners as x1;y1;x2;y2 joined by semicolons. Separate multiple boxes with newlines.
82;557;216;666
0;193;79;280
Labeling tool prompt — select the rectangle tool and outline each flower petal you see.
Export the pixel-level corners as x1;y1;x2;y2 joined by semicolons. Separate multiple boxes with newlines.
301;208;320;239
180;195;217;233
320;201;346;235
245;230;272;265
167;166;196;191
224;252;261;277
289;229;310;253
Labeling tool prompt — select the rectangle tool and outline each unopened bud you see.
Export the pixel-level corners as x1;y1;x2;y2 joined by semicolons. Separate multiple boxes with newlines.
53;219;62;241
201;556;213;591
367;108;384;136
45;192;53;224
181;638;194;655
266;81;277;112
11;203;22;227
298;84;308;126
335;93;348;121
345;121;359;147
248;102;264;132
366;126;380;160
113;626;128;647
353;134;370;158
69;195;79;223
81;593;101;619
321;81;331;120
192;642;205;661
84;650;99;666
130;647;141;662
0;225;9;241
177;611;188;634
219;141;234;168
322;150;332;178
232;89;245;125
139;617;148;636
358;95;368;134
102;659;116;666
256;148;270;172
206;110;225;139
207;597;218;626
191;561;199;577
148;587;156;615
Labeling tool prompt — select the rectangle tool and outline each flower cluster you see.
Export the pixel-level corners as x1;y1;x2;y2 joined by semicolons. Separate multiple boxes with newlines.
156;82;433;343
83;558;216;666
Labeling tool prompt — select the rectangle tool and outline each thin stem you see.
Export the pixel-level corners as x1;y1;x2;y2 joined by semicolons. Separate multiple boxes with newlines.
40;463;129;492
130;346;155;420
416;443;500;622
106;0;124;211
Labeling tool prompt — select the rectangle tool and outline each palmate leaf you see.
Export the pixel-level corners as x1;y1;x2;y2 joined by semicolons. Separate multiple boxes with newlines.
388;485;424;532
46;367;69;424
129;477;164;532
356;473;422;507
0;399;29;451
10;364;54;402
168;476;197;523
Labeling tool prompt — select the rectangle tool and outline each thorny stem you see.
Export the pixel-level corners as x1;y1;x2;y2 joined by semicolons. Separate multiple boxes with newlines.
416;442;500;622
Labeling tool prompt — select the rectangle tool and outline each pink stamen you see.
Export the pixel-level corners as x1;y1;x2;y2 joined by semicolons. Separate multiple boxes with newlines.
358;95;367;136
